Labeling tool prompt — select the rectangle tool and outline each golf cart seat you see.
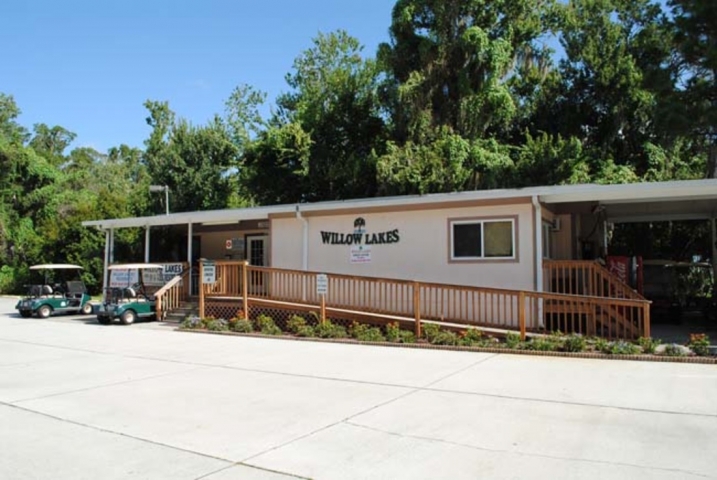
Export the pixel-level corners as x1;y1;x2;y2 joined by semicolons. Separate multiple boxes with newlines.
42;285;53;296
124;287;137;299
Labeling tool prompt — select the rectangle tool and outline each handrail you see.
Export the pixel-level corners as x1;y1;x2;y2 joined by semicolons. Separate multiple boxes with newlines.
543;260;645;300
200;260;650;340
155;268;190;321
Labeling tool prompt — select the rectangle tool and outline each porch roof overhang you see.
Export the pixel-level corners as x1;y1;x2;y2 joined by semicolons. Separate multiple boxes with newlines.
82;179;717;230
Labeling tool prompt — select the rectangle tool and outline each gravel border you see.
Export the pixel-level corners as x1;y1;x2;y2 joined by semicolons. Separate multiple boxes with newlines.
176;328;717;365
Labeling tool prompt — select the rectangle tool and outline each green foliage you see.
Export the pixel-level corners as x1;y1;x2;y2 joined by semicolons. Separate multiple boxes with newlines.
295;325;316;337
349;321;385;342
562;334;587;353
287;315;308;334
314;320;348;339
421;323;442;343
688;334;710;356
664;343;687;357
385;322;402;343
256;315;282;335
430;330;460;346
229;317;253;333
599;340;642;355
180;315;205;330
638;337;662;354
205;318;230;332
458;328;486;347
525;335;562;352
505;332;523;349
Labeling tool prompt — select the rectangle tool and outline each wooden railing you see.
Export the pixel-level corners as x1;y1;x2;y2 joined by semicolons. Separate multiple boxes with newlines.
200;261;651;340
543;260;645;300
155;268;190;321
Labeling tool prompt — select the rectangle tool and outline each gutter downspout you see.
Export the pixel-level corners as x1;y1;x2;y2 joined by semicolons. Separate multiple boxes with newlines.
102;229;110;303
296;205;309;301
532;196;544;328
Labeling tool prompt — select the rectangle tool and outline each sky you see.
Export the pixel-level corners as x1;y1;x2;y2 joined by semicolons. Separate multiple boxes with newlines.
1;0;396;152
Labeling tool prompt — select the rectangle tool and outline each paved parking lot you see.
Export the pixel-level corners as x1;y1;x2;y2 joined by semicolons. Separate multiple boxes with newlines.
1;296;716;479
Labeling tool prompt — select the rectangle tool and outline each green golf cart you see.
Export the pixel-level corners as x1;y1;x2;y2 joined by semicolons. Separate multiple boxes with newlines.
96;263;163;325
15;264;93;318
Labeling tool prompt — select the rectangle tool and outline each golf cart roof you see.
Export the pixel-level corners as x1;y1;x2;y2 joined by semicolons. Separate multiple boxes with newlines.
30;264;84;270
108;263;164;270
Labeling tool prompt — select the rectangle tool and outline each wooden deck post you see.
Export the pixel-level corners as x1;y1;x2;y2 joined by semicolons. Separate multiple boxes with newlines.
199;262;205;318
643;302;651;338
320;294;326;325
242;261;249;321
518;291;526;341
413;281;421;338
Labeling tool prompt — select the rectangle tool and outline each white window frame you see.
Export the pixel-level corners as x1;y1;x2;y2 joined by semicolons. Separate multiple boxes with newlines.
450;218;516;261
542;221;552;259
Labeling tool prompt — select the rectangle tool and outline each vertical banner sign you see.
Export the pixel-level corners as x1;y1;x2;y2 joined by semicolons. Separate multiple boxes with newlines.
202;261;216;284
607;256;630;284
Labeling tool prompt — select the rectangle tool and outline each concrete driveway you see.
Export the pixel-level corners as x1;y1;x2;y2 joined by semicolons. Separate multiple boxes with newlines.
1;296;716;480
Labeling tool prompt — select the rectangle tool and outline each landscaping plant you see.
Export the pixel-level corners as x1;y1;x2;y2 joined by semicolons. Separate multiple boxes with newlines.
688;334;710;356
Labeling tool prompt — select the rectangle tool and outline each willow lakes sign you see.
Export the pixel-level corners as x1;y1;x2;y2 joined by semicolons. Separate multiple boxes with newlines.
320;217;400;246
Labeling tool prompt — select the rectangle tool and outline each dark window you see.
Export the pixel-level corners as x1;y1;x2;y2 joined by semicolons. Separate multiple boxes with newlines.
453;223;482;258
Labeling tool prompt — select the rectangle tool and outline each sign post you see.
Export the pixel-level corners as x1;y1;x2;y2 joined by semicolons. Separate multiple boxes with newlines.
316;274;328;324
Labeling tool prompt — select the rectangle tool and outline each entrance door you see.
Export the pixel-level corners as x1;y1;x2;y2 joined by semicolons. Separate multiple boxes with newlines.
246;235;268;295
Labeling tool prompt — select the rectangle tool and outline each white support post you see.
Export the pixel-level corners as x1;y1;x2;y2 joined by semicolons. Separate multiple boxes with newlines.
102;229;110;302
532;196;544;328
187;222;193;296
109;228;115;264
144;226;150;263
712;217;717;299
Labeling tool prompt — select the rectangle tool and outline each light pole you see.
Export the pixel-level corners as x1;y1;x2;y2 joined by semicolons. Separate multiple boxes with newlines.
149;185;169;215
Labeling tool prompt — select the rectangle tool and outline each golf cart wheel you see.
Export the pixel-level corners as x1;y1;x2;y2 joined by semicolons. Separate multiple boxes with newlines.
120;310;136;325
19;310;32;318
81;302;93;315
37;305;52;319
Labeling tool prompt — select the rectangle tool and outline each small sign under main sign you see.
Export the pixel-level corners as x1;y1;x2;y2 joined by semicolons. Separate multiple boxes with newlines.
316;274;328;295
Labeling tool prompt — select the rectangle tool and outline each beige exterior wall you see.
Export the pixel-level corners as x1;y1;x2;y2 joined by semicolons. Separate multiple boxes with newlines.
271;203;536;291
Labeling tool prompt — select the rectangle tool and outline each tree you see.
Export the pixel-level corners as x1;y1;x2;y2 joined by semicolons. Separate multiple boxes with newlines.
670;0;717;177
243;31;387;203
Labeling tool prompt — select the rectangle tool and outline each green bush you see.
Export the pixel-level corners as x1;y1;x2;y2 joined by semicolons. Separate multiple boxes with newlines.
287;315;308;334
180;315;204;329
398;330;416;343
385;322;402;342
431;330;459;346
602;340;641;355
205;318;229;332
315;320;348;339
422;323;442;342
295;325;315;337
525;335;562;351
637;336;661;354
505;332;522;349
688;334;710;356
664;343;686;357
458;328;484;347
230;318;253;333
562;334;587;352
256;315;282;335
593;337;609;353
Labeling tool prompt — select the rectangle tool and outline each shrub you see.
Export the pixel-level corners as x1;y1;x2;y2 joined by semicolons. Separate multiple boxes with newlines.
504;332;522;349
431;331;459;346
688;334;710;356
664;343;686;357
562;334;587;353
230;318;253;333
398;330;416;343
180;315;204;330
458;328;484;347
256;315;282;335
314;320;348;339
422;323;442;342
385;322;402;342
525;336;561;351
602;340;641;355
349;322;385;342
637;337;661;354
287;315;308;334
205;318;229;332
593;337;609;353
295;325;315;337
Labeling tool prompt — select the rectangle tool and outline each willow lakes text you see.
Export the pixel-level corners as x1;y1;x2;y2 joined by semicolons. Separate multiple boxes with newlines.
320;230;400;245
